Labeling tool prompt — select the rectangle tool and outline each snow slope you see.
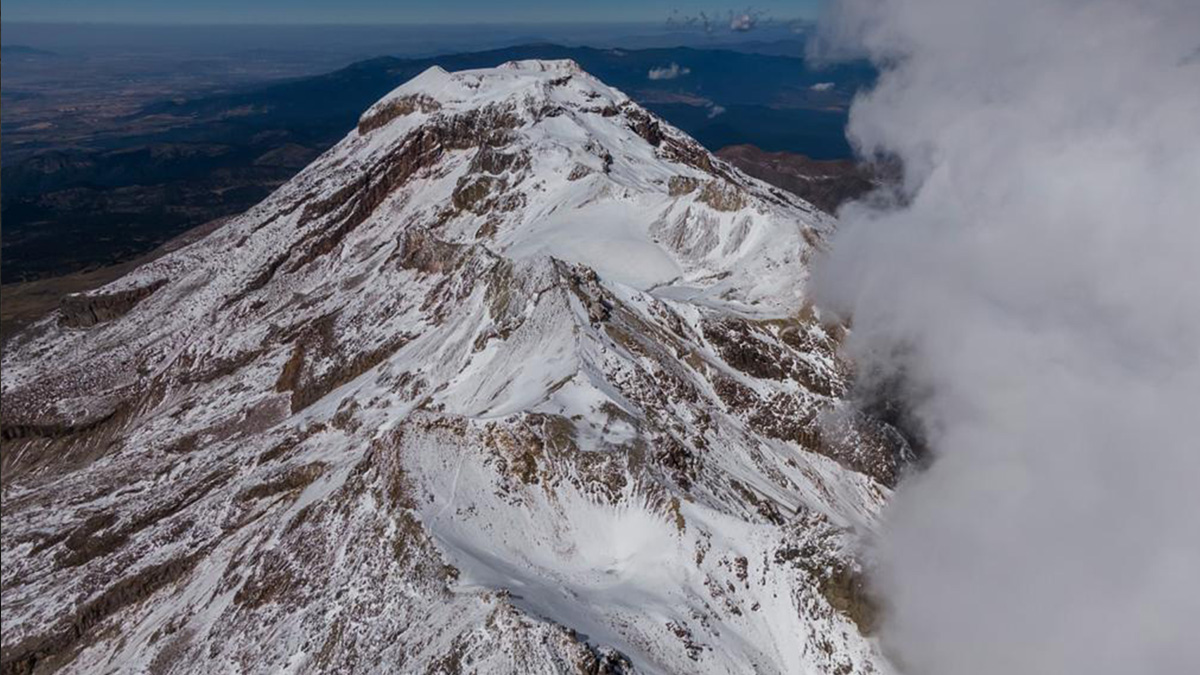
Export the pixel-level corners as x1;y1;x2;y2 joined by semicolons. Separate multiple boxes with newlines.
1;60;904;674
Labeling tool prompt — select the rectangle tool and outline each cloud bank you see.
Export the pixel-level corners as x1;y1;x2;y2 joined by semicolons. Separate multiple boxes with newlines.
813;1;1200;674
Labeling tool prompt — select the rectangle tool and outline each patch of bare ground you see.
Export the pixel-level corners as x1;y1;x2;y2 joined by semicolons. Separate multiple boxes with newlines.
716;144;880;214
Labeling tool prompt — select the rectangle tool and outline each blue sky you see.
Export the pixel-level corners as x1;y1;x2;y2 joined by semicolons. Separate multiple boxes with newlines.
4;1;822;25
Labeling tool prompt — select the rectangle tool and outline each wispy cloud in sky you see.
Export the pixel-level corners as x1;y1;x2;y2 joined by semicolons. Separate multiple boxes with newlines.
729;12;758;31
667;6;784;35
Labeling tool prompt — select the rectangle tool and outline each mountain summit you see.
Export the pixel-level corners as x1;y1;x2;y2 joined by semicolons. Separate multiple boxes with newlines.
1;60;904;674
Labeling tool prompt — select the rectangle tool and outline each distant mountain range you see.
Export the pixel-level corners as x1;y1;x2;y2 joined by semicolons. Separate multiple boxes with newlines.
141;44;872;156
0;45;59;59
1;43;875;283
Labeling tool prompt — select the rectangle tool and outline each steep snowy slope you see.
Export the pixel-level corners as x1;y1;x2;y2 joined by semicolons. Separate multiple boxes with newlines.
1;60;906;674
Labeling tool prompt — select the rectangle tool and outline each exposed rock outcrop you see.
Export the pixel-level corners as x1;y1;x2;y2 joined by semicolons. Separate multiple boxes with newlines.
58;279;167;328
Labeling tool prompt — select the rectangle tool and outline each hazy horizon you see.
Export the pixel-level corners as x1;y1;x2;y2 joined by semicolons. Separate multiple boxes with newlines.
2;16;816;62
2;1;821;26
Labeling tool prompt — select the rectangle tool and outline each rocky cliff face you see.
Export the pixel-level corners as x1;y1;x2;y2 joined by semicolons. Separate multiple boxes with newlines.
57;280;169;328
1;60;906;675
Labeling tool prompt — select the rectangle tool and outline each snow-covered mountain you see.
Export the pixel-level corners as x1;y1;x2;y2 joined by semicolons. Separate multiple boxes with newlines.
1;60;906;674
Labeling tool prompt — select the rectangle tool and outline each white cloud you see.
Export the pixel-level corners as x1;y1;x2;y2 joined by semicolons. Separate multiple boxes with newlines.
669;8;770;35
730;12;756;31
707;104;726;118
815;1;1200;674
810;81;835;92
647;63;691;80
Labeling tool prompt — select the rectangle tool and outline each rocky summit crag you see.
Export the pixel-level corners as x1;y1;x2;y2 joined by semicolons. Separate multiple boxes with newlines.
0;60;908;674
